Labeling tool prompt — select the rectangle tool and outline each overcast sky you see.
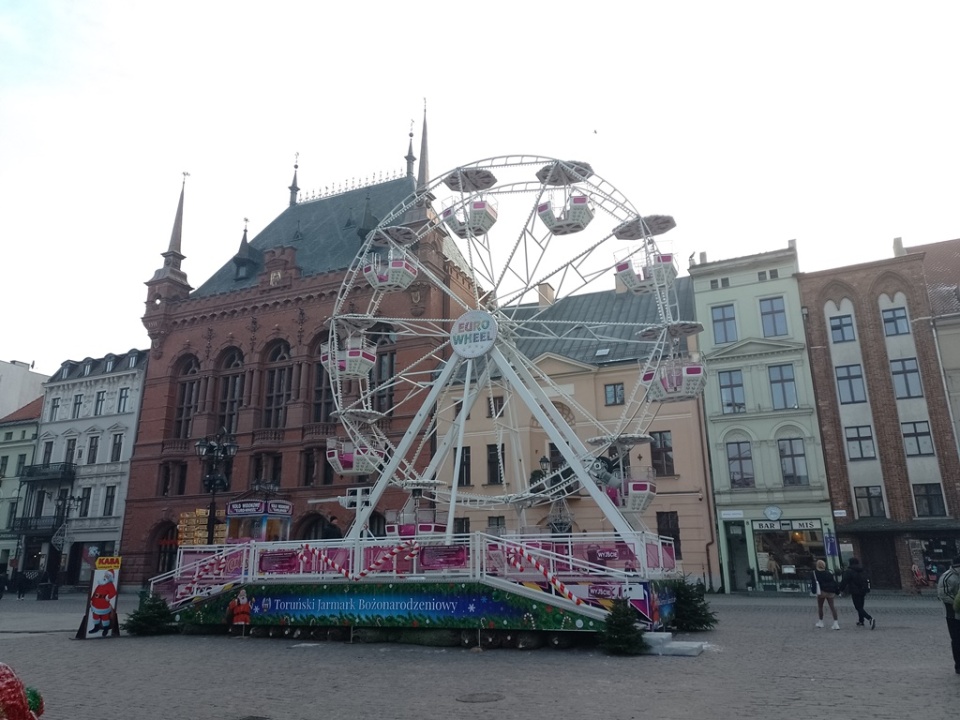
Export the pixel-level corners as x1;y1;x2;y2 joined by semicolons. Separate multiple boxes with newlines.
2;2;959;378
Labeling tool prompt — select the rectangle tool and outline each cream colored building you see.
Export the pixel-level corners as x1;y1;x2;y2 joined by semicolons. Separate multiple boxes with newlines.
443;279;720;588
690;242;833;593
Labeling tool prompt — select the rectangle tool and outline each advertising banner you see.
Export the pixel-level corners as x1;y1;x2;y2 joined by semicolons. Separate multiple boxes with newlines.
77;556;121;639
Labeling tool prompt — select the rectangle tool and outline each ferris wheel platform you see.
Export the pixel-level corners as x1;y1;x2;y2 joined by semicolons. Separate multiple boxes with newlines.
149;531;685;641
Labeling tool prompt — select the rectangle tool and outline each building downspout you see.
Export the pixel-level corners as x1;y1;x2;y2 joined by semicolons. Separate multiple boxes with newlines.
695;393;717;591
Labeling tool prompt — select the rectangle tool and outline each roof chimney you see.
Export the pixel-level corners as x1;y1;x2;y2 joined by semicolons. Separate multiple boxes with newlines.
538;283;555;307
788;239;796;249
893;237;905;256
699;251;708;264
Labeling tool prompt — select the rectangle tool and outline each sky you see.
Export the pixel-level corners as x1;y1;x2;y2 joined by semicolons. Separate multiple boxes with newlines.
2;1;959;378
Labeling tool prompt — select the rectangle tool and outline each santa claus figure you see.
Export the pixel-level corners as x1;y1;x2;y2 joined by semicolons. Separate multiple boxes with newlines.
226;588;252;628
89;569;118;637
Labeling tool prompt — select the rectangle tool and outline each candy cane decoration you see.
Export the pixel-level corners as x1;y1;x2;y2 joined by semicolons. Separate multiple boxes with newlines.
319;551;352;580
516;546;582;606
505;546;524;572
355;540;419;580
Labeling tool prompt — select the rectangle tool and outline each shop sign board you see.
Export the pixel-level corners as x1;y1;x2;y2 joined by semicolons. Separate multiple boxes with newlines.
752;519;822;531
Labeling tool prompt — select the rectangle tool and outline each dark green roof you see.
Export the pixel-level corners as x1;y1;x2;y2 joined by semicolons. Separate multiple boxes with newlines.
509;276;695;366
192;176;417;298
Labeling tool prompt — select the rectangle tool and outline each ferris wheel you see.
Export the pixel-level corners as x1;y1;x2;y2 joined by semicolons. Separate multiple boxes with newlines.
323;156;704;541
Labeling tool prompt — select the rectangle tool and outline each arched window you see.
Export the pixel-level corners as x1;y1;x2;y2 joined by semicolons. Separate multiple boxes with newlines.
217;348;245;435
369;324;396;415
312;343;334;423
262;341;292;429
174;356;200;439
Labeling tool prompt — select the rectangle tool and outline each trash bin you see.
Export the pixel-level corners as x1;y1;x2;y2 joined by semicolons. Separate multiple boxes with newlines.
36;583;54;601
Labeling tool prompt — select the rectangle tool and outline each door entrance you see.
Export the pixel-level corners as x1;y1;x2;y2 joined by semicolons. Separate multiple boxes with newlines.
725;522;751;591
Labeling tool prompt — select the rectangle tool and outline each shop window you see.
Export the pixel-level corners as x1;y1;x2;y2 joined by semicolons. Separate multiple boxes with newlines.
656;511;682;560
726;441;754;488
914;483;946;517
854;486;885;517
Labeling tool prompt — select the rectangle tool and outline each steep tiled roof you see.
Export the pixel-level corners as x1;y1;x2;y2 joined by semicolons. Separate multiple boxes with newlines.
192;176;418;298
905;238;960;316
0;396;43;424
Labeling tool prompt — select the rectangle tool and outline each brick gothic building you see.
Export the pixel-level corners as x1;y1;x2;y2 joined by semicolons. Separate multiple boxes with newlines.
122;120;473;585
798;251;960;590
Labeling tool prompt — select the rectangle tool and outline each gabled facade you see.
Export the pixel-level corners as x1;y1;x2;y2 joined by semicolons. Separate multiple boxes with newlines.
798;248;960;589
12;351;147;584
448;280;720;588
0;397;42;574
690;242;832;593
121;121;479;586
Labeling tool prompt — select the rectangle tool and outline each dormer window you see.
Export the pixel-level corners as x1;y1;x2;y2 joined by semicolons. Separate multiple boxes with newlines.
83;363;92;376
128;354;137;368
105;358;115;372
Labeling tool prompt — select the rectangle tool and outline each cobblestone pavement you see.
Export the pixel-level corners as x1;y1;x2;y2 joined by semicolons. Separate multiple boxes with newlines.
0;590;952;720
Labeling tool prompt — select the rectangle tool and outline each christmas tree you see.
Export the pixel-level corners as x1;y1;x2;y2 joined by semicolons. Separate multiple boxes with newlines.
599;599;649;656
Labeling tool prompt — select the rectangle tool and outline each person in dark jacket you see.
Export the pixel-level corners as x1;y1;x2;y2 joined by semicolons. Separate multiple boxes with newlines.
839;557;875;629
813;559;841;630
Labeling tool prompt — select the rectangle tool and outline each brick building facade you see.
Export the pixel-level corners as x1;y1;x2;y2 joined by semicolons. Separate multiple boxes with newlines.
798;253;960;590
120;126;474;585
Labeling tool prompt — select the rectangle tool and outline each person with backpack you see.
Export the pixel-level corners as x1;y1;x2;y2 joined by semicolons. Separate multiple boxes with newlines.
839;557;875;629
937;556;960;674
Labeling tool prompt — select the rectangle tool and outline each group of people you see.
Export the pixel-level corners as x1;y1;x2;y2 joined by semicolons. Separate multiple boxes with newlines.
0;570;31;600
811;558;875;630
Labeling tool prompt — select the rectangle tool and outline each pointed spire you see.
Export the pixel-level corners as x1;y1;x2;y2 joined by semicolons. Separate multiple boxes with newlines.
416;100;430;194
288;152;300;207
148;173;192;288
166;173;188;261
405;119;416;178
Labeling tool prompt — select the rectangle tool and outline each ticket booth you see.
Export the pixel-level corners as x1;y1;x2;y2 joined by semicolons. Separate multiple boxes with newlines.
225;499;293;544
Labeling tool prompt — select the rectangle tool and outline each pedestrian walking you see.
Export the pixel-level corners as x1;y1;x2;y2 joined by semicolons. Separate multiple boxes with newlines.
812;559;841;630
14;571;28;601
936;555;960;674
839;558;874;629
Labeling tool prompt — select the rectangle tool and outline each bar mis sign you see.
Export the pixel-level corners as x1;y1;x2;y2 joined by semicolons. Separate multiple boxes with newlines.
451;310;498;359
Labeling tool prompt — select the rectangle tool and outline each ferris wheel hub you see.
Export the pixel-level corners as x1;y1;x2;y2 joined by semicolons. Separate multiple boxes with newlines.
451;310;498;359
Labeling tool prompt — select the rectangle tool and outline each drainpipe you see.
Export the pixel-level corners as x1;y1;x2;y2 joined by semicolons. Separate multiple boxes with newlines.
695;393;717;591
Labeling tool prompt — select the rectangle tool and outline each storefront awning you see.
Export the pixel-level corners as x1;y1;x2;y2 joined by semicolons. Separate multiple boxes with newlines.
836;517;960;534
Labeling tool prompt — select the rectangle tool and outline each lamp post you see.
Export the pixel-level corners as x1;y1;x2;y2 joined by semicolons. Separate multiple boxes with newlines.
539;455;550;475
195;428;239;545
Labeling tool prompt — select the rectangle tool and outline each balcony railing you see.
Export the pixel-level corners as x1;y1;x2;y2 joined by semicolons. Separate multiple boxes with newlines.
21;462;76;481
11;515;65;535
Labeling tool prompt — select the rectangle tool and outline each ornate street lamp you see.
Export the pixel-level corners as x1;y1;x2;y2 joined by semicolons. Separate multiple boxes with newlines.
195;428;239;545
539;455;550;475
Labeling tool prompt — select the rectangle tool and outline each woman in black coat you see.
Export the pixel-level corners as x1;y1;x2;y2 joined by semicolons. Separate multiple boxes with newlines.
840;557;875;629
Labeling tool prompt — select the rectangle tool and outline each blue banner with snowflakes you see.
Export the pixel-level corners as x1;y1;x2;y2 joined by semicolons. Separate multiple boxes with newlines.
176;581;603;632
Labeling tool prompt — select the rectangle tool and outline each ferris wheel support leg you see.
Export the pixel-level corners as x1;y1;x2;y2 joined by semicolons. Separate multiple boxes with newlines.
344;358;461;544
490;347;638;541
445;359;474;544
